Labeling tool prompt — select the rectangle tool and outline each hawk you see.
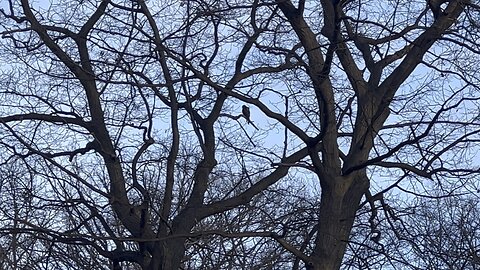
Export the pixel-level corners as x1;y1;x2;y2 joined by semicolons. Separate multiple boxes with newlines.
242;105;258;130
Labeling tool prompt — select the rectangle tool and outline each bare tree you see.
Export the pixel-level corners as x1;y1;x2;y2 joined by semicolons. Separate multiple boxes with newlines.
408;196;480;269
342;194;480;270
1;0;480;269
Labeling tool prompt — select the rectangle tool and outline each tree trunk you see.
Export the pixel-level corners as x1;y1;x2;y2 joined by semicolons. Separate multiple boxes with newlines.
309;172;369;270
146;239;186;270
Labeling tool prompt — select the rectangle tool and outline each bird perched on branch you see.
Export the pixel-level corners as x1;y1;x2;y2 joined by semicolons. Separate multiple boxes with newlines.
242;105;258;130
242;105;251;122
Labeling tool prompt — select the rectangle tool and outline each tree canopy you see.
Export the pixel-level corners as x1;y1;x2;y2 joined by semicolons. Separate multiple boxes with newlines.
1;0;480;269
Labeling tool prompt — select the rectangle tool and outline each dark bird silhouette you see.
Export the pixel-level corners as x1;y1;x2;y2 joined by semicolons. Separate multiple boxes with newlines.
242;105;251;123
242;105;258;130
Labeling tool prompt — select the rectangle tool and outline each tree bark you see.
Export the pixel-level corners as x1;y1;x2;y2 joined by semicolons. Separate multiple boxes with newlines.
309;172;369;270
